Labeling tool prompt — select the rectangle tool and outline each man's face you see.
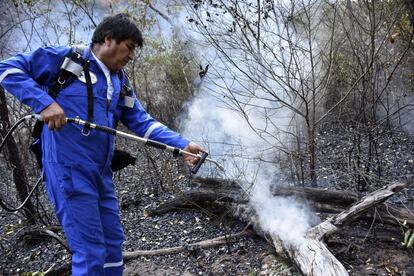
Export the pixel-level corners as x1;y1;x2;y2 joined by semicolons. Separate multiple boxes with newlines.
103;36;137;71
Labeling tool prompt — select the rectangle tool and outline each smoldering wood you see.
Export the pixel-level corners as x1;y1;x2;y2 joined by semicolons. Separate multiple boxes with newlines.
225;181;410;276
149;177;414;228
148;177;359;215
191;177;359;206
146;188;247;216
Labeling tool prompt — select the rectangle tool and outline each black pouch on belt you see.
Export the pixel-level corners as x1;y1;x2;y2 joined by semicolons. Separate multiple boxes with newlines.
111;149;136;172
30;142;136;172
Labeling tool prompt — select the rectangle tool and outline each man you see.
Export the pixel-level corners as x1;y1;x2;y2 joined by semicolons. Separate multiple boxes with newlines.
0;13;204;275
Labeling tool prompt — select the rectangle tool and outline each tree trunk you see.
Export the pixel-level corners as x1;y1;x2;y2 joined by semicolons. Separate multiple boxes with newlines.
308;126;317;187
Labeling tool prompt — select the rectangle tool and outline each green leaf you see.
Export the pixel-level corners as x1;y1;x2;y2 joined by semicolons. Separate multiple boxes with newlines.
407;232;414;248
404;229;411;245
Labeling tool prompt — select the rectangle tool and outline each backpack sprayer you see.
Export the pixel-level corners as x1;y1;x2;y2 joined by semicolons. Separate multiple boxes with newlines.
0;114;224;211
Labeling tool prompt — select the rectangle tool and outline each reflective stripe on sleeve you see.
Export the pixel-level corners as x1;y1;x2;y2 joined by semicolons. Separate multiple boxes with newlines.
144;122;165;139
103;260;124;268
0;68;25;83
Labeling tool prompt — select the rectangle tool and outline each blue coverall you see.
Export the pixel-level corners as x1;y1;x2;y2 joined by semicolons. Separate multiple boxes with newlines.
0;46;190;275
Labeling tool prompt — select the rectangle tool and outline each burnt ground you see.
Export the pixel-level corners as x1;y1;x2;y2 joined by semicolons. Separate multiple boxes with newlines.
329;222;414;275
0;119;414;275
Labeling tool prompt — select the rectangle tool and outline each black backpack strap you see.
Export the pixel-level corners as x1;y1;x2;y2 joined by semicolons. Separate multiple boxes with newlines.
32;45;93;138
48;46;85;98
71;46;93;126
118;70;133;99
31;118;45;138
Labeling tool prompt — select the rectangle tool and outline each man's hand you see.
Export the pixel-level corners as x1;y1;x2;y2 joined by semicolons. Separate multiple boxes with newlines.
183;142;206;167
40;102;66;130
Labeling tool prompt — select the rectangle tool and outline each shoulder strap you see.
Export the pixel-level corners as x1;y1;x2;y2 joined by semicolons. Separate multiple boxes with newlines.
118;70;133;99
76;46;94;126
55;45;93;125
33;45;93;138
48;45;88;99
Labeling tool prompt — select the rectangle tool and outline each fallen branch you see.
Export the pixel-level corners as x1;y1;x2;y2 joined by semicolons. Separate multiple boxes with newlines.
44;262;71;276
123;228;251;260
331;182;409;226
19;227;70;253
41;228;252;273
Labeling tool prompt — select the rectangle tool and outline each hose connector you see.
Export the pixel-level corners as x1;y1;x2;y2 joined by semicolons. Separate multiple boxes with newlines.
24;114;42;121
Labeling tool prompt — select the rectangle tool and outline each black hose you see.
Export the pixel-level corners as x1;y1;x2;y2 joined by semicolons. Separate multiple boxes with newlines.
0;176;42;212
0;116;26;152
0;115;43;212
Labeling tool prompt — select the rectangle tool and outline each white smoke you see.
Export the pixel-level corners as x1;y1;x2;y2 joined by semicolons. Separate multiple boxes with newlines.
250;168;319;246
183;85;319;246
170;1;321;246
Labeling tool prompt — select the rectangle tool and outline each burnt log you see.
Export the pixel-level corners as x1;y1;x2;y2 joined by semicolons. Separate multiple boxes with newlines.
149;178;414;228
148;177;358;215
146;188;247;216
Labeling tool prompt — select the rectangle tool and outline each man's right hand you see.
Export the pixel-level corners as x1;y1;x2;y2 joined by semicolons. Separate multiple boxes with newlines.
40;102;66;130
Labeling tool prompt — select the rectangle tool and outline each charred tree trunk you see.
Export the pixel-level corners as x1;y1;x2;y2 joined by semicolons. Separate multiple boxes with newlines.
0;87;36;223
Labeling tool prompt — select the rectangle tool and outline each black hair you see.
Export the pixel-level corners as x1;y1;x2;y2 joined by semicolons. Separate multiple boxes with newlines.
92;13;143;47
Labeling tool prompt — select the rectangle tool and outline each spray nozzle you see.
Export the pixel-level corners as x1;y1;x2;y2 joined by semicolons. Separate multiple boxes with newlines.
191;151;209;174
